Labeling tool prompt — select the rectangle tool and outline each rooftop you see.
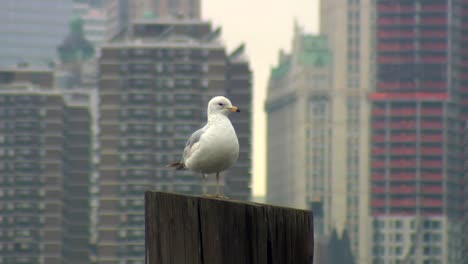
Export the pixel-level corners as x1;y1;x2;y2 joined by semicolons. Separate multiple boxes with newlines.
298;35;331;67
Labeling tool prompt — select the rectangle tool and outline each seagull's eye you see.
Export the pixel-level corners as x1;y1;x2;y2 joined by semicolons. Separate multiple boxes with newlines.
218;103;224;106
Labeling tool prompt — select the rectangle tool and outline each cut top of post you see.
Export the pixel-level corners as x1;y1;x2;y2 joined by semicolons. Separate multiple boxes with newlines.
145;191;314;264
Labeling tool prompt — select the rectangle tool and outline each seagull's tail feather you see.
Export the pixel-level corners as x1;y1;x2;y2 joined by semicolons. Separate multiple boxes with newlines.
166;162;186;170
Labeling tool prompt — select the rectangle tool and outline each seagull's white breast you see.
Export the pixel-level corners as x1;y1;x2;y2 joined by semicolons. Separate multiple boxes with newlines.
185;116;239;174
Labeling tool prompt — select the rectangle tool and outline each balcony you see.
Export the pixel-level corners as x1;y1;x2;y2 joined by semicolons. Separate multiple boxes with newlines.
420;31;447;39
421;108;443;116
421;134;443;142
390;159;417;167
372;161;386;168
378;43;414;52
421;121;443;130
421;160;443;168
421;4;447;12
378;56;415;64
421;173;443;181
378;17;415;26
422;199;443;207
378;30;416;39
391;108;417;116
373;122;386;130
390;198;417;207
421;43;447;51
372;199;385;207
391;134;417;142
372;108;386;115
390;185;416;194
378;4;414;13
372;186;386;194
420;147;443;155
391;173;415;181
421;185;443;194
391;121;416;130
420;17;447;25
372;173;385;181
372;147;386;155
391;147;416;155
373;135;386;142
421;56;447;64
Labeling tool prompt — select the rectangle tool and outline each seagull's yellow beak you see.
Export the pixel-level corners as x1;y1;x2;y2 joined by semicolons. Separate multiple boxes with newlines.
229;106;240;113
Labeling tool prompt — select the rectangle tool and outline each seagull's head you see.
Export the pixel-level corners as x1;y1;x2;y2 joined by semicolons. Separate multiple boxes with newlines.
207;96;240;116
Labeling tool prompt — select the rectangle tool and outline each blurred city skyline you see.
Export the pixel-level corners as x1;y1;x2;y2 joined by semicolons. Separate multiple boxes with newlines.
1;0;467;263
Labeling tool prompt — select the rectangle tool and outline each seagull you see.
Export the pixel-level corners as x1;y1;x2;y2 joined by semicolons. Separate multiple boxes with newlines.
167;96;240;197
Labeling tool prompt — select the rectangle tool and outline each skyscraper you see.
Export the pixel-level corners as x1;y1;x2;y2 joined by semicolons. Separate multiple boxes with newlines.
316;0;374;262
266;3;374;259
133;0;201;19
104;0;129;40
463;121;468;264
105;0;201;40
0;0;72;67
461;2;468;262
265;23;352;258
73;2;108;49
0;68;93;264
61;91;94;264
97;17;252;263
266;25;332;209
371;1;464;263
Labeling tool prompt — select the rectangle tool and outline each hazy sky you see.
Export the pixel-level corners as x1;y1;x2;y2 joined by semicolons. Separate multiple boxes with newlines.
203;0;320;196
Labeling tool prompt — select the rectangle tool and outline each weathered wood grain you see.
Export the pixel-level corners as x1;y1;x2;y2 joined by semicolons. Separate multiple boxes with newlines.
145;192;313;264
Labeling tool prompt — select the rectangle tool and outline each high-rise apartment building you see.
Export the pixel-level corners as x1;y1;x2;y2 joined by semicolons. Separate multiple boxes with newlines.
61;91;93;264
105;0;200;40
97;18;251;263
0;0;73;67
0;68;92;264
371;1;464;263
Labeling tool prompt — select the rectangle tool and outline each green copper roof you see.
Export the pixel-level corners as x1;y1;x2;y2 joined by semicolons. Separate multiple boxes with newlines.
57;17;95;63
269;34;330;80
298;35;330;67
270;59;291;80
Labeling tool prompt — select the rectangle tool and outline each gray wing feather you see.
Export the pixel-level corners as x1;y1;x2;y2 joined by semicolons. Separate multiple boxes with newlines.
182;126;206;162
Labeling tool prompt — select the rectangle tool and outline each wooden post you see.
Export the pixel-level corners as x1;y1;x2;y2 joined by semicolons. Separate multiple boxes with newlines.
145;192;313;264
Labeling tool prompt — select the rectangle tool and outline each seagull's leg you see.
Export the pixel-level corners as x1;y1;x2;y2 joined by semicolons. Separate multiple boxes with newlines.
215;172;220;196
201;173;207;195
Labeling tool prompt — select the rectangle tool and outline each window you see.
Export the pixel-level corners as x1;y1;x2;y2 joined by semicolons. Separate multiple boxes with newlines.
395;234;402;242
395;246;402;255
372;246;385;256
395;220;402;229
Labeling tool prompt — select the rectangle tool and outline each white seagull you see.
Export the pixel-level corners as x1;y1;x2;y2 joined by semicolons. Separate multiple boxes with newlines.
167;96;240;197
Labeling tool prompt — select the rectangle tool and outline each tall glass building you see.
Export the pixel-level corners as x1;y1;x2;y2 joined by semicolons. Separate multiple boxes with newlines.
0;0;72;67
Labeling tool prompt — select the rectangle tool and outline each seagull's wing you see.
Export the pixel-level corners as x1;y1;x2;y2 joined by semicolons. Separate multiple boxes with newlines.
182;126;207;163
167;126;207;170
